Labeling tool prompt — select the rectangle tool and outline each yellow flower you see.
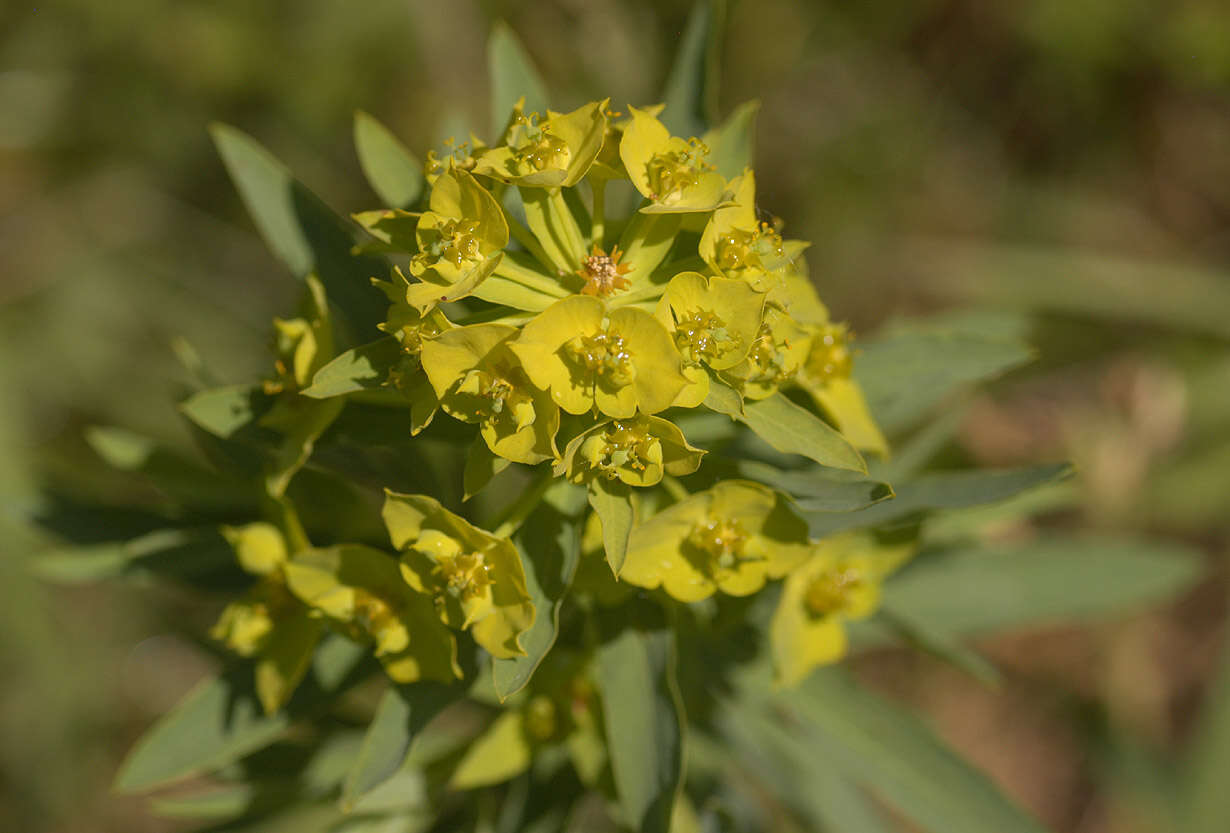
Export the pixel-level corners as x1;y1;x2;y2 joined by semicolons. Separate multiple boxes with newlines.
556;414;704;488
771;532;915;686
509;295;688;417
720;304;811;401
419;323;559;464
619;107;728;213
620;481;811;601
382;491;534;660
473;99;608;187
405;168;509;311
283;544;462;684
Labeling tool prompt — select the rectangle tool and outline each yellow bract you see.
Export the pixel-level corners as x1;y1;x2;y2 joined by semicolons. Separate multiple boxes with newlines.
382;491;534;660
619;481;811;601
771;532;916;686
509;295;688;418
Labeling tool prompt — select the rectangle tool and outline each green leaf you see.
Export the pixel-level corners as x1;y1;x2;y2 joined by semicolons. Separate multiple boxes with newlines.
31;527;233;585
855;328;1033;434
898;239;1230;339
488;21;549;137
1182;604;1230;833
702;374;743;418
736;461;893;513
660;0;724;139
865;536;1203;643
302;338;403;399
113;636;366;793
492;481;586;700
588;477;634;576
596;609;685;833
210;124;387;336
740;393;867;474
806;463;1073;536
766;667;1052;833
721;705;896;833
84;426;250;511
180;384;271;439
354;111;424;209
342;682;460;809
463;437;510;501
703;99;759;179
879;606;1002;687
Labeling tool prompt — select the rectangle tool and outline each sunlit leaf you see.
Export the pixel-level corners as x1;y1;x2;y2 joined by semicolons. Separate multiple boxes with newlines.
354;111;424;209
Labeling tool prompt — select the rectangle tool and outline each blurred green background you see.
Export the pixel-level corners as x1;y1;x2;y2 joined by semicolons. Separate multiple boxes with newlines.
3;1;1229;831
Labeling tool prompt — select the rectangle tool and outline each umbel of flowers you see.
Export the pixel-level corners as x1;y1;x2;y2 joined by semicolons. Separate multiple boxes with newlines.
211;97;910;716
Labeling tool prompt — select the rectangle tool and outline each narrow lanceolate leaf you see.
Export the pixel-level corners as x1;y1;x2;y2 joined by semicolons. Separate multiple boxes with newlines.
114;636;366;793
740;393;867;474
806;463;1073;536
488;21;549;135
354;111;424;209
855;328;1033;434
302;337;403;399
704;99;760;179
769;667;1052;833
866;536;1203;643
721;704;896;833
493;482;586;700
1180;604;1230;833
660;0;724;139
342;682;461;809
736;461;893;513
210;124;387;336
596;609;686;833
588;478;635;576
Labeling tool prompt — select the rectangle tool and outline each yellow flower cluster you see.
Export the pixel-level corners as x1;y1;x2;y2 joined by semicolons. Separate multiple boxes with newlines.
216;99;911;695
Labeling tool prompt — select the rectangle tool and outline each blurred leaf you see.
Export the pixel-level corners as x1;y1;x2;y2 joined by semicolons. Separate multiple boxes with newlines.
768;667;1052;833
868;536;1203;642
493;482;586;700
880;607;1002;687
302;338;402;399
354;111;424;209
31;527;237;586
596;611;685;833
114;636;366;793
741;393;867;473
661;0;724;138
721;704;896;833
149;782;296;820
84;425;250;510
806;463;1073;536
589;478;634;576
210;124;388;336
856;328;1033;434
181;384;271;439
488;22;549;137
342;682;460;809
449;710;533;789
1180;595;1230;833
704;99;759;179
903;239;1230;339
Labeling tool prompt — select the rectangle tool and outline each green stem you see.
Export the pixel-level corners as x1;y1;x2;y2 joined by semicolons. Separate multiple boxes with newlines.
546;187;588;264
590;179;606;250
490;468;556;539
505;210;558;275
492;253;569;297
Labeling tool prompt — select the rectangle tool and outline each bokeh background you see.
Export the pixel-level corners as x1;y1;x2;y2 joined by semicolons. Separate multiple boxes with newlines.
2;1;1228;831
